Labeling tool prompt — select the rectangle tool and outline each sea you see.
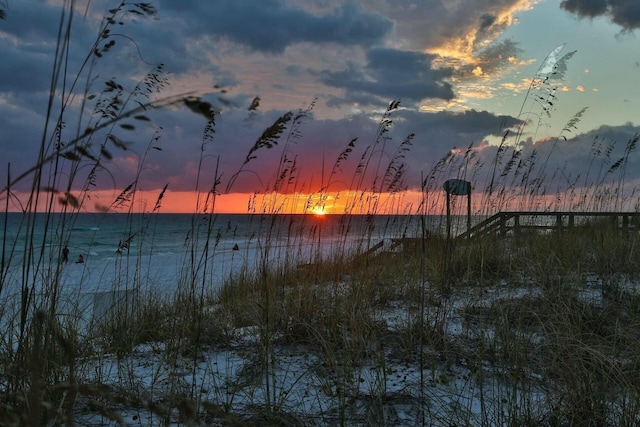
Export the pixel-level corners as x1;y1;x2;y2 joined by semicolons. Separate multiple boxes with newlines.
0;213;459;324
0;212;445;265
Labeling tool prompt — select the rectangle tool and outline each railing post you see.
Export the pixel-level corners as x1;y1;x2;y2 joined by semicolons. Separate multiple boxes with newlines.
556;214;562;231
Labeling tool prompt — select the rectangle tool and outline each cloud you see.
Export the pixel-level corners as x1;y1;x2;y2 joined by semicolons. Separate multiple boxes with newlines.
53;100;523;197
155;0;393;54
2;0;637;212
561;0;640;31
560;0;608;18
378;0;533;51
316;48;455;106
517;123;640;189
456;39;523;79
384;1;532;107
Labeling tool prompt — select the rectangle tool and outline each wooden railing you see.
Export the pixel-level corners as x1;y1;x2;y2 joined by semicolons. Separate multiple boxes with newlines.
456;211;640;240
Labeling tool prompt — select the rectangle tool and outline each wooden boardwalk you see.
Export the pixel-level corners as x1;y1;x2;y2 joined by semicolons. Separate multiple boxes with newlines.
326;211;640;265
456;211;640;240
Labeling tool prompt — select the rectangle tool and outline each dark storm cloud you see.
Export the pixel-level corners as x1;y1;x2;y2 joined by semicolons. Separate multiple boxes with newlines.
560;0;609;18
0;1;168;95
561;0;640;31
317;48;455;106
512;123;640;192
155;0;392;54
0;98;43;169
0;1;61;40
96;98;524;195
0;0;194;190
392;109;522;177
0;2;92;94
87;0;395;95
0;44;51;92
172;106;525;194
108;104;640;197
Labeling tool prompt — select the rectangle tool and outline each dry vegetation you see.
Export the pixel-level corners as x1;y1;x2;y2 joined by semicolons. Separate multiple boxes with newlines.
2;2;640;426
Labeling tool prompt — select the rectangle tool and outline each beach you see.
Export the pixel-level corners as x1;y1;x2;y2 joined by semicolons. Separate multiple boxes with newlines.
3;212;640;425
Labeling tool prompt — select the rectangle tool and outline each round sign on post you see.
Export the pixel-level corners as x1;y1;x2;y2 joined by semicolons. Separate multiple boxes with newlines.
443;179;472;238
443;179;471;196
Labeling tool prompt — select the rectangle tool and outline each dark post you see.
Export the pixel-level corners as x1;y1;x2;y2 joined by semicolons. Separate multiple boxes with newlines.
446;191;451;239
467;191;471;233
443;179;472;239
442;179;472;296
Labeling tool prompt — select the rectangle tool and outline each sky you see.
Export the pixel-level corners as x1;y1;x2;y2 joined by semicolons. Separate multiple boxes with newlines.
1;0;640;214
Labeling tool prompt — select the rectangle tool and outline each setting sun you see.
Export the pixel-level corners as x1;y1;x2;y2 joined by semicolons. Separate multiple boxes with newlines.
311;206;327;216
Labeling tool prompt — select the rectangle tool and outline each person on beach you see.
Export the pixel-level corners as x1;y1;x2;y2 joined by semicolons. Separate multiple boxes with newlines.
62;246;69;263
76;254;84;264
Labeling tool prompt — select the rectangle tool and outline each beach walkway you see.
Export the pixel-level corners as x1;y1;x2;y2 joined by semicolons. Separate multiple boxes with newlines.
456;211;640;240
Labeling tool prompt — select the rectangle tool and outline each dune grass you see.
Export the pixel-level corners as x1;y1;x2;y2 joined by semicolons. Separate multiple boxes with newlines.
3;2;640;426
3;214;640;425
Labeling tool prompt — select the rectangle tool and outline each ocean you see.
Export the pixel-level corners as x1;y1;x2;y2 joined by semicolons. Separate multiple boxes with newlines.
0;213;452;287
1;212;436;260
0;212;460;327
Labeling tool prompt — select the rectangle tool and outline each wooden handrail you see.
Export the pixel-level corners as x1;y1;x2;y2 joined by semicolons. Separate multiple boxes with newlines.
456;211;640;240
